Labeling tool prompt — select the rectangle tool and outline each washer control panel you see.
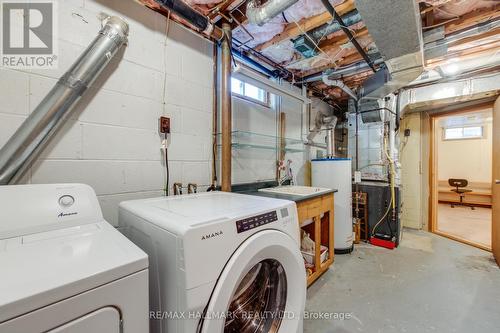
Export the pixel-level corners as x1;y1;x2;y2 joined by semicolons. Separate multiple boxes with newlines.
236;211;278;233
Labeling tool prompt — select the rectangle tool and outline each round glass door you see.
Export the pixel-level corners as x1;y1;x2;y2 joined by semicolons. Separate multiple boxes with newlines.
224;259;287;333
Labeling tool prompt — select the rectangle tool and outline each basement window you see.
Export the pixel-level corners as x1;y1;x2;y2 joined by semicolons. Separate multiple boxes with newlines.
443;126;483;140
231;77;270;106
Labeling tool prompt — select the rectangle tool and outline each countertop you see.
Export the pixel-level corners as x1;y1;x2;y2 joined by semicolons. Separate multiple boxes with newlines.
239;188;337;203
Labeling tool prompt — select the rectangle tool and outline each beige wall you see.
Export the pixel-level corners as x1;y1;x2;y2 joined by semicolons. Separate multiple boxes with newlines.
436;117;492;184
399;112;423;229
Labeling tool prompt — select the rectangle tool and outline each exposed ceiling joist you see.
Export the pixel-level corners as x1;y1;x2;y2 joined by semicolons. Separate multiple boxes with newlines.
443;5;500;35
254;0;355;51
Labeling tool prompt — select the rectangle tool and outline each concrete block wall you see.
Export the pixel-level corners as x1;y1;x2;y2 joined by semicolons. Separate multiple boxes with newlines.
0;0;213;225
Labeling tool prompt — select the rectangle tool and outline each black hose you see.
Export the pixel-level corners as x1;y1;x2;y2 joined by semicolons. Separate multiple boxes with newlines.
154;0;209;31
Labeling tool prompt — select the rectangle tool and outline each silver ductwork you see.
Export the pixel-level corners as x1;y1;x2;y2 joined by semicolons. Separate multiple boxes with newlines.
399;73;500;116
356;0;424;99
307;103;337;144
246;0;298;26
326;128;336;158
424;18;500;59
304;59;385;83
322;72;358;101
305;18;499;84
0;16;129;185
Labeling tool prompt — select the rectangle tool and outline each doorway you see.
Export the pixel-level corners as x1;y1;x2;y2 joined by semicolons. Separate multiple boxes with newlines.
430;106;493;251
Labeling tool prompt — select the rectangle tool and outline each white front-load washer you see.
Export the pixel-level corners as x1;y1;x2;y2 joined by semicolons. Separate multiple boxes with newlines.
0;184;149;333
119;191;306;333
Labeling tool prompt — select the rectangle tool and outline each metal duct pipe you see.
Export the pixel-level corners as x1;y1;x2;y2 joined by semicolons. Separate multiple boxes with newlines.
153;0;210;32
305;18;499;83
322;73;358;101
425;19;500;58
398;72;500;116
326;127;336;158
0;17;129;185
246;0;298;26
304;58;385;83
307;111;337;143
310;10;362;41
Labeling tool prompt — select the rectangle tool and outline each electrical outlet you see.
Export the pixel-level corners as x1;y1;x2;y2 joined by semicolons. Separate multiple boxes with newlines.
159;116;170;134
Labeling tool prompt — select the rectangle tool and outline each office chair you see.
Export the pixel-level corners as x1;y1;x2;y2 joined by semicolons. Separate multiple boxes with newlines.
448;178;474;210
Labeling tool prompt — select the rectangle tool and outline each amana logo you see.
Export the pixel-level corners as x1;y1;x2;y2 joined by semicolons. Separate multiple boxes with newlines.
201;230;223;240
58;212;78;218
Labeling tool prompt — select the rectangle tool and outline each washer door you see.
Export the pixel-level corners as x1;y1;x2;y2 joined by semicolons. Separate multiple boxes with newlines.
200;229;306;333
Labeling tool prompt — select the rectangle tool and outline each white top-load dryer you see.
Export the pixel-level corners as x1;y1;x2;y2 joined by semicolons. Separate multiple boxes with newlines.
0;184;149;333
119;191;306;333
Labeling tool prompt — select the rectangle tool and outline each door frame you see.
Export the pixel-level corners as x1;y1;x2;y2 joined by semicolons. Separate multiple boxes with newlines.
428;103;493;252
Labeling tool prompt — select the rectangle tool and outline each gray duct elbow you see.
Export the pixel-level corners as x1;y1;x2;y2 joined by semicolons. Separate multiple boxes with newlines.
246;0;299;26
322;73;358;101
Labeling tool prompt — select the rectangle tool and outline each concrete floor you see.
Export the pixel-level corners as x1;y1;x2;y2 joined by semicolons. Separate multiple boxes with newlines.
304;229;500;333
437;203;491;247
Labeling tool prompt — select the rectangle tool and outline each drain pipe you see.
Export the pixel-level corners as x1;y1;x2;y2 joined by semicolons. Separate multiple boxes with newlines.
322;73;358;101
247;0;299;26
0;17;129;185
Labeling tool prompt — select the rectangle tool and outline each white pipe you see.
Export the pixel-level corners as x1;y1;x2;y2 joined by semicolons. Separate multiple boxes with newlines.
233;63;310;103
246;0;298;26
322;73;358;101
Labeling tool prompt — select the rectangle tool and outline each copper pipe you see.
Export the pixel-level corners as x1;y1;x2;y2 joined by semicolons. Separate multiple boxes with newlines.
221;23;232;192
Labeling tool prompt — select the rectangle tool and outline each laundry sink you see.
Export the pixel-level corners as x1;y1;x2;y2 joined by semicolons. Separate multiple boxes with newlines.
258;185;331;197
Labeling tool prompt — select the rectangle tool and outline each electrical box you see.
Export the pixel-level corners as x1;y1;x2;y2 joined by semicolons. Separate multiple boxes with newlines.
159;116;170;134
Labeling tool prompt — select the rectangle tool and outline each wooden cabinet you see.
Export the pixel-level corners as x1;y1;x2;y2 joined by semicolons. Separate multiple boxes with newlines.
296;193;334;287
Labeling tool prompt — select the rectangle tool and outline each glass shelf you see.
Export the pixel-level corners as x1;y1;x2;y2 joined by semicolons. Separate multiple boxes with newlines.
216;131;304;153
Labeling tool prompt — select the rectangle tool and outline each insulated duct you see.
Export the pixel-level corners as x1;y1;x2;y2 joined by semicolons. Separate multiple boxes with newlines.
356;0;424;99
0;17;129;185
322;72;358;101
246;0;299;26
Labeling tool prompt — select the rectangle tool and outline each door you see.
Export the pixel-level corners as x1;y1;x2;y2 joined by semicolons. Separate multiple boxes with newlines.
199;229;306;333
493;97;500;266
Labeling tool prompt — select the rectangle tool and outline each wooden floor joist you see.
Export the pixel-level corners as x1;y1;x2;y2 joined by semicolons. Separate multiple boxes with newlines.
254;0;355;52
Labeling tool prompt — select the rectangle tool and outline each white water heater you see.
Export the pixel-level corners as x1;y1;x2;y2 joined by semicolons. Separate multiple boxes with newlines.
312;158;353;253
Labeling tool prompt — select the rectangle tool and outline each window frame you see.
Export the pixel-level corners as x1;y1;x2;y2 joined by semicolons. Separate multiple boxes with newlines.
442;125;484;141
231;77;271;108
